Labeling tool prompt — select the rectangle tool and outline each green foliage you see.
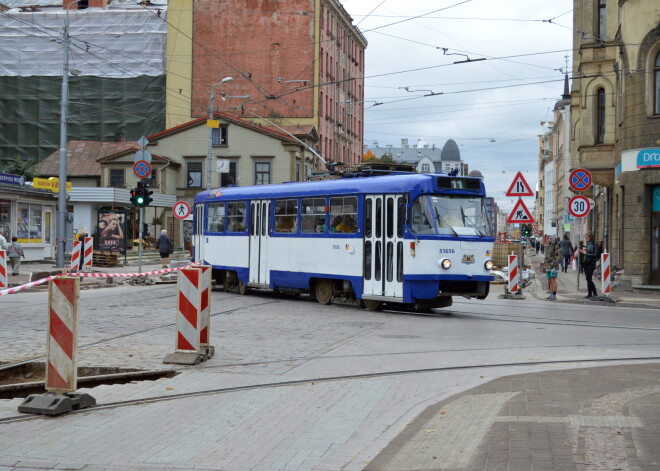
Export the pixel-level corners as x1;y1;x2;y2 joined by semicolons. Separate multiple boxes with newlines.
362;150;396;163
0;154;39;179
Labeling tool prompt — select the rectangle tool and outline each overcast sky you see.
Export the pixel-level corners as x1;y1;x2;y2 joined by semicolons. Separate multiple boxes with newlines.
341;0;574;213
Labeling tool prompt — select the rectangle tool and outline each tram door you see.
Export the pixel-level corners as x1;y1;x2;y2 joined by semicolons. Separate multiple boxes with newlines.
363;195;405;298
249;200;270;285
193;204;205;264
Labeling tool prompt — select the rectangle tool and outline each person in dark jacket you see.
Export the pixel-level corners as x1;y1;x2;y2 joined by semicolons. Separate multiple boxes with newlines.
558;234;574;272
580;232;601;298
156;230;173;268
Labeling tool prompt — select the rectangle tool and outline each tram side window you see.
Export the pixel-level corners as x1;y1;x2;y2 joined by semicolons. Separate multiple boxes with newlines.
301;198;326;233
207;203;225;232
226;201;246;232
329;196;357;233
411;198;434;234
275;199;298;233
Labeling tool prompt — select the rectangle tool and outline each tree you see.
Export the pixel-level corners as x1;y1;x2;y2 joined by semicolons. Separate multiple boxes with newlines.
0;154;39;180
362;150;396;163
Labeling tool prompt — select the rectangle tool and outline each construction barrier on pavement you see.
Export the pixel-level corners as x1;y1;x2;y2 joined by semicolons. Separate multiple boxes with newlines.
83;237;93;269
508;254;519;294
601;252;611;296
0;250;6;289
195;264;214;358
163;266;207;365
46;276;80;393
71;240;82;272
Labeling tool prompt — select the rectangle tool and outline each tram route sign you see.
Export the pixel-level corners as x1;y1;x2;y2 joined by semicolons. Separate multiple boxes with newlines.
507;198;535;224
505;171;534;197
569;168;592;192
568;195;591;218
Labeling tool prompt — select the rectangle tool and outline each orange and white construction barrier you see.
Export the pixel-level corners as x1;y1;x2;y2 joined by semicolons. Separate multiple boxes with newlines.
83;237;93;269
508;254;519;294
0;250;6;289
601;252;611;296
70;240;82;272
46;276;80;393
194;264;214;357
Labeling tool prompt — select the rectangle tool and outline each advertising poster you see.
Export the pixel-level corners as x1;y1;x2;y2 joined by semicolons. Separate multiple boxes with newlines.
98;211;126;252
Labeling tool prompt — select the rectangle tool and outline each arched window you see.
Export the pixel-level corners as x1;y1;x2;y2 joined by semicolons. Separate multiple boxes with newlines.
596;88;606;143
655;51;660;115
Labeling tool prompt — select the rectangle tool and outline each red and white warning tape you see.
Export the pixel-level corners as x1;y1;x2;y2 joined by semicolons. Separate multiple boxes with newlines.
0;265;192;297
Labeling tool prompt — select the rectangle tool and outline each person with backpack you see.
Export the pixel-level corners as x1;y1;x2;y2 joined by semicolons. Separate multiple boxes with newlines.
581;232;602;299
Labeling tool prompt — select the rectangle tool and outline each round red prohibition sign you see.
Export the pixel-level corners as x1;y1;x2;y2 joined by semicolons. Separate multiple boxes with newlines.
133;160;152;179
569;168;592;192
173;201;191;220
568;195;591;218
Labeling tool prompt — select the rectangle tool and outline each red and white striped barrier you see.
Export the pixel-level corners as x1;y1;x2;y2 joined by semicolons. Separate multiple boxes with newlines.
83;237;93;269
0;265;192;297
46;276;80;393
0;250;6;289
70;241;82;272
508;254;519;294
175;267;202;353
601;252;611;296
194;264;212;349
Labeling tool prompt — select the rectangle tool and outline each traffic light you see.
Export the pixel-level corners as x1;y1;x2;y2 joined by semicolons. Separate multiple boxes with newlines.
130;186;142;206
143;182;153;207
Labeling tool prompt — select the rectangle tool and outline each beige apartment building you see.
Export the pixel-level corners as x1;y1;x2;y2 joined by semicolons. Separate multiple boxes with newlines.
571;0;660;287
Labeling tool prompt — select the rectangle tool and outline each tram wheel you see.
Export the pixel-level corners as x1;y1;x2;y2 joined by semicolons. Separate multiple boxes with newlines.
314;279;333;305
362;299;383;311
238;281;249;295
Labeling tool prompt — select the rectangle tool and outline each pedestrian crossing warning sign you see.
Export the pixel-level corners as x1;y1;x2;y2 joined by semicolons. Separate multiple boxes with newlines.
507;198;535;224
505;171;534;197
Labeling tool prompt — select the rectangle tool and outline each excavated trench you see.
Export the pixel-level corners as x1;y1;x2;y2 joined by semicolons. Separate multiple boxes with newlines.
0;362;176;399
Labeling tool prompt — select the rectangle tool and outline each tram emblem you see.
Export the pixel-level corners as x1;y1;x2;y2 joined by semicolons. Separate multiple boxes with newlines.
462;254;475;264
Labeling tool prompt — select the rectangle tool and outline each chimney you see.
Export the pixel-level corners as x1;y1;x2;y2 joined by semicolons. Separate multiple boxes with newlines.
401;138;409;148
114;131;125;142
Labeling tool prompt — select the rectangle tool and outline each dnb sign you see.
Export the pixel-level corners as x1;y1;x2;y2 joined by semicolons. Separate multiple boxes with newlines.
637;148;660;169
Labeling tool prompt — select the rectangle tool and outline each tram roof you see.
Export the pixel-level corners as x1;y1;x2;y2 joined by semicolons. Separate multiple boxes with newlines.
194;173;486;203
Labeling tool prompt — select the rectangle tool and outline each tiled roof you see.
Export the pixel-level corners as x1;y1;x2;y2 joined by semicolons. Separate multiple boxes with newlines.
36;140;139;177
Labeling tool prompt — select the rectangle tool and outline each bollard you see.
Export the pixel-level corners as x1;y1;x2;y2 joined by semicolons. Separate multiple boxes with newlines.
194;264;214;359
0;250;6;289
18;276;96;415
163;267;206;365
601;252;611;296
70;240;82;272
83;237;93;270
508;254;519;294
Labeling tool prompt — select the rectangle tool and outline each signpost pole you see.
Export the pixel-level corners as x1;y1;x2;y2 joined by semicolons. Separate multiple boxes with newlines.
576;218;581;290
519;223;524;296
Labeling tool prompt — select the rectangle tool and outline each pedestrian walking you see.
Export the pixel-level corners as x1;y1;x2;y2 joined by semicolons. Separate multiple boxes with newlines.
542;237;561;300
581;232;601;298
156;230;174;268
7;236;25;275
559;234;574;272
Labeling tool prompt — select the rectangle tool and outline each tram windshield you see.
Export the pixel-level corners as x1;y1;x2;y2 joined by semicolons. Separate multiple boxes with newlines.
411;195;492;237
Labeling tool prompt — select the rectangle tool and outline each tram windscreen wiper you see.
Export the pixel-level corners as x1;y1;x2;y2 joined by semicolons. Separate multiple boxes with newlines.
435;206;458;236
461;207;485;236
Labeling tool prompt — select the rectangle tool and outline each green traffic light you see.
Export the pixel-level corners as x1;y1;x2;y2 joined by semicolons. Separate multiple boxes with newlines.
136;196;144;205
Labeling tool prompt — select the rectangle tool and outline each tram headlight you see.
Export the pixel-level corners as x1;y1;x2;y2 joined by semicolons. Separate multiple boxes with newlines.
440;258;451;270
484;260;494;271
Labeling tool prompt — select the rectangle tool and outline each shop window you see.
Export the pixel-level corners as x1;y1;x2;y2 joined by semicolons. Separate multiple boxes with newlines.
0;199;10;239
187;161;203;188
275;199;298;233
17;203;43;243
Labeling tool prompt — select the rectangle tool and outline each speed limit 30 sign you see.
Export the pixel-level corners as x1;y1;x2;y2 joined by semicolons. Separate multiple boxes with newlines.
568;195;591;218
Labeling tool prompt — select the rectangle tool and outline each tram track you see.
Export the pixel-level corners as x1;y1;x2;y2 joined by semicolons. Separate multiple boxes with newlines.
1;355;659;425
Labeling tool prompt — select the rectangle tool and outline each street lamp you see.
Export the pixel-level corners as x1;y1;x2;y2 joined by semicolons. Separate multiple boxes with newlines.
206;76;233;190
56;0;83;268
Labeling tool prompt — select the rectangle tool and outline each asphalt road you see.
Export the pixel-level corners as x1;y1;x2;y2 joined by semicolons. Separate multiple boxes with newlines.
0;282;658;470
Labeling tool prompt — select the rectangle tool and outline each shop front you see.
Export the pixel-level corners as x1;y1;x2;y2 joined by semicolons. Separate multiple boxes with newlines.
0;174;57;262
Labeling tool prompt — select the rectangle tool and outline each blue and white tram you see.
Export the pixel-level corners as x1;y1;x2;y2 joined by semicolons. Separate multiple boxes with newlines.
192;173;494;310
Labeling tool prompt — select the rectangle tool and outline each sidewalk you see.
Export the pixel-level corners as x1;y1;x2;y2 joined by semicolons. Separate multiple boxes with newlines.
524;249;660;309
